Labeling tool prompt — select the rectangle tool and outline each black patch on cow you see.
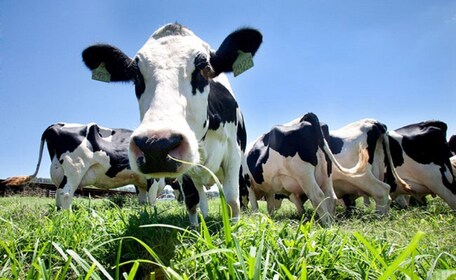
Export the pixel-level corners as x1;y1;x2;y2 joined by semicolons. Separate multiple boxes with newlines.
397;121;450;167
58;176;67;190
82;44;145;99
365;122;386;165
43;123;87;160
181;175;199;211
320;123;333;175
191;55;210;95
237;112;247;152
328;136;344;155
166;178;184;202
387;136;405;168
247;113;324;184
449;135;456;155
207;81;238;131
238;165;249;208
247;138;269;184
86;124;133;178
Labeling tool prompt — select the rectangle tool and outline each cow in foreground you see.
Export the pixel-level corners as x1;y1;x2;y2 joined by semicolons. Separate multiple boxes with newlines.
4;123;165;209
82;23;262;226
242;113;368;226
328;119;411;214
386;120;456;209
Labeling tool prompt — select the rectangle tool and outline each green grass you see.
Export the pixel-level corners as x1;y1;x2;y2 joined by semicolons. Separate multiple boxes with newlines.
0;195;455;279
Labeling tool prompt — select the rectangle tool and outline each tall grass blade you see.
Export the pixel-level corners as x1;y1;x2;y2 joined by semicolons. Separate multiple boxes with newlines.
353;231;387;268
52;242;79;277
126;261;139;280
83;248;113;280
379;231;425;280
115;239;122;280
279;263;296;280
83;263;97;280
0;239;20;277
66;249;102;280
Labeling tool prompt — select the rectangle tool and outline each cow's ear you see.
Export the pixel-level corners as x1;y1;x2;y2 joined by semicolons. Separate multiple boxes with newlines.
210;28;263;76
82;44;134;82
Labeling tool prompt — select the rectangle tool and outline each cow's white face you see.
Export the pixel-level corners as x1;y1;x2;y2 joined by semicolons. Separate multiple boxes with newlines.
129;27;212;177
82;23;262;178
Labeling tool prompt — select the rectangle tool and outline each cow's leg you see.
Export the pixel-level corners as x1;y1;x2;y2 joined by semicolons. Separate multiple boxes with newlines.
148;178;165;207
409;195;428;207
182;178;200;227
136;185;148;204
341;174;391;215
196;184;209;218
362;179;391;215
319;175;337;216
298;173;332;227
341;194;356;215
265;193;278;215
288;193;304;216
359;181;391;214
426;168;456;209
222;150;241;223
248;187;259;211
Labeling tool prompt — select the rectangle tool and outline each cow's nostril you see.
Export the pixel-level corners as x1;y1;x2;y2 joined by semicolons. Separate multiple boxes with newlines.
133;133;183;154
131;133;186;174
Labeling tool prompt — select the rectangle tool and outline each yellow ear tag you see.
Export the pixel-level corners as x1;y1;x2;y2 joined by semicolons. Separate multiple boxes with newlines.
232;51;254;77
92;62;111;83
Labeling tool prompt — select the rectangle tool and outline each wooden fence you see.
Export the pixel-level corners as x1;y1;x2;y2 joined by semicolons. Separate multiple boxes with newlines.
0;179;135;198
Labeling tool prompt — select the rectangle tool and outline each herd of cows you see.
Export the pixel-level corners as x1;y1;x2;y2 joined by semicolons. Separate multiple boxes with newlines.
5;23;456;227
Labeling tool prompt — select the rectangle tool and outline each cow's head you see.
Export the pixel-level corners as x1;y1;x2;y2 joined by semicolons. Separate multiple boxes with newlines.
82;23;262;178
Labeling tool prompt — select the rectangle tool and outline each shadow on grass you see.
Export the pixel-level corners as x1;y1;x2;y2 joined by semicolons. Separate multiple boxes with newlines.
100;202;188;279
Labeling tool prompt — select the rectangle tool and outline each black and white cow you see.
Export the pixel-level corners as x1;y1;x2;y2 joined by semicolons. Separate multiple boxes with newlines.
242;113;368;226
328;119;411;214
386;120;456;209
4;123;165;209
82;23;262;226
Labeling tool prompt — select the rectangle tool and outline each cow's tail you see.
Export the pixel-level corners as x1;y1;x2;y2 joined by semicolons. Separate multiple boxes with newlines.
383;132;413;193
323;139;368;176
4;132;46;187
303;112;368;176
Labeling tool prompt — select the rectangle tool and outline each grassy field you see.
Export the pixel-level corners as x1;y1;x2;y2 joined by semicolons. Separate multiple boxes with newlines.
0;193;455;279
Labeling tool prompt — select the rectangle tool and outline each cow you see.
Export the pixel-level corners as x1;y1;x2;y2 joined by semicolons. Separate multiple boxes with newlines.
385;120;456;209
328;119;411;214
4;123;166;209
242;113;368;226
82;23;262;226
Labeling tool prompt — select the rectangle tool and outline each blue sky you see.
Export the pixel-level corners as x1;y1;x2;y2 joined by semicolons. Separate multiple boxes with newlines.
1;1;455;179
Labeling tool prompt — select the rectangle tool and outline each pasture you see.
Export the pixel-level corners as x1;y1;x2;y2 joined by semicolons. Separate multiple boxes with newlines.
0;193;455;279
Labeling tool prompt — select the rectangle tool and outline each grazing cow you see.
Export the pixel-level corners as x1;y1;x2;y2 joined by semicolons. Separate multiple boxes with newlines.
82;23;262;226
328;119;411;214
242;113;368;226
386;120;456;209
4;123;163;209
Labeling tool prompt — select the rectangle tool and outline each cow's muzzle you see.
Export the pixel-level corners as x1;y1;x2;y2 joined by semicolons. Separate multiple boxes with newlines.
131;133;184;175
